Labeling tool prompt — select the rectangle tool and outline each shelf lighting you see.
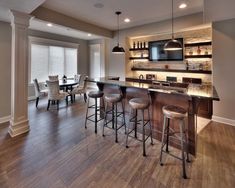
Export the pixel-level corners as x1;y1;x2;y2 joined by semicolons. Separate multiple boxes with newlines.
47;23;53;27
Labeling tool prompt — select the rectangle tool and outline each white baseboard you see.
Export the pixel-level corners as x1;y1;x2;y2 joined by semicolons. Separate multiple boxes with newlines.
0;115;11;124
212;115;235;126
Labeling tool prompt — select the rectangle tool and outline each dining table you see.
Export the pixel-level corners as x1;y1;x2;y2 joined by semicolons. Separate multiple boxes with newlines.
59;79;79;91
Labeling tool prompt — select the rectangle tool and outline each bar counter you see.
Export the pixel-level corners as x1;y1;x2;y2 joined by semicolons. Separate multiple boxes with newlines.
87;77;219;156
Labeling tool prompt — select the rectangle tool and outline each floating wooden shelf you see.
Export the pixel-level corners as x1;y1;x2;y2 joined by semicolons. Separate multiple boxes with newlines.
131;67;212;74
185;55;212;59
184;41;212;47
129;57;149;60
129;48;149;51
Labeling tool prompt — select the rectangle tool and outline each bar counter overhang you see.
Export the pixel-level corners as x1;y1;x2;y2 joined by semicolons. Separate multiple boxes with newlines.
86;77;220;156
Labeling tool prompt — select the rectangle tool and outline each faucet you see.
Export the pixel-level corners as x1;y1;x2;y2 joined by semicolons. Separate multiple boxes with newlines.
139;74;144;80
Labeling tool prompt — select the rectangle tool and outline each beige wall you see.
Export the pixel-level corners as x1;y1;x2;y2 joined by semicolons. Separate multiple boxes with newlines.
212;18;235;122
0;21;11;120
107;13;204;80
204;0;235;23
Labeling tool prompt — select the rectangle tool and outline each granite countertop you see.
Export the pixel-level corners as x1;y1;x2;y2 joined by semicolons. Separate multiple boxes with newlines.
87;77;220;101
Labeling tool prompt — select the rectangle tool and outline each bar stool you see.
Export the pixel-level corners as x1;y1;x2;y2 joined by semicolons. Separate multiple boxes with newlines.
126;98;153;156
159;105;190;179
85;90;104;134
102;93;126;143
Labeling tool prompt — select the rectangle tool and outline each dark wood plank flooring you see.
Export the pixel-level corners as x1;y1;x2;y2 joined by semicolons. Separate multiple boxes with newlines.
0;96;235;188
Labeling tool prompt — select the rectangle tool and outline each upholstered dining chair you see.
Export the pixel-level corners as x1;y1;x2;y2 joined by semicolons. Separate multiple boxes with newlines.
48;75;59;81
75;74;81;82
70;75;88;102
72;74;81;89
33;78;48;108
46;80;69;110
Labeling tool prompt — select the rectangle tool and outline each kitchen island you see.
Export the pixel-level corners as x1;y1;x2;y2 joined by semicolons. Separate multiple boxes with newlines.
87;77;219;156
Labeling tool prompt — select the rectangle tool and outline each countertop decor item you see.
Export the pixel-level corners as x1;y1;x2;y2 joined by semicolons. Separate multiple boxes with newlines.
164;0;182;51
112;11;125;54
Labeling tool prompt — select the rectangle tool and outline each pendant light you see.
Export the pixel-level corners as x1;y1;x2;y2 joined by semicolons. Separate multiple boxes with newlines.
112;11;125;54
164;0;182;51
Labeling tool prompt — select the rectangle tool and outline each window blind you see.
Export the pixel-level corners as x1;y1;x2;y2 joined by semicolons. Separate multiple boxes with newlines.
30;44;78;82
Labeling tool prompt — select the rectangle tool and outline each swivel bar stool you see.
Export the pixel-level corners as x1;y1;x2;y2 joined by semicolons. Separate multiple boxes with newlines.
126;97;153;156
102;92;126;143
159;105;190;179
85;90;104;134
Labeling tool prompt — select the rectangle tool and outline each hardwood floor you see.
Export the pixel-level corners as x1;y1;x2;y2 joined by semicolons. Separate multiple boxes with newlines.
0;96;234;188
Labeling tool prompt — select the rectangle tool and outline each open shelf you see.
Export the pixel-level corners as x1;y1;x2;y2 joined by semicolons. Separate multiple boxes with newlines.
185;54;212;59
129;48;149;51
184;41;212;47
129;57;149;60
131;67;212;74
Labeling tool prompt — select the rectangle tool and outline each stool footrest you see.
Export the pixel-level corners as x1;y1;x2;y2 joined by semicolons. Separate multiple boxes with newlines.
105;111;124;118
104;123;125;131
127;133;152;142
162;149;184;161
86;113;102;119
86;118;103;123
163;132;187;142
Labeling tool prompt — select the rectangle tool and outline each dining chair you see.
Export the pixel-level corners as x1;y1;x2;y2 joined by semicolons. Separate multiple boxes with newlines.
33;78;48;108
75;74;81;82
46;80;69;110
72;74;81;89
48;75;59;81
70;75;88;102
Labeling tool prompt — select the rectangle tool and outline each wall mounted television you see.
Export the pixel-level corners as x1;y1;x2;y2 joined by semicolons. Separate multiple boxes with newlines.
148;38;184;61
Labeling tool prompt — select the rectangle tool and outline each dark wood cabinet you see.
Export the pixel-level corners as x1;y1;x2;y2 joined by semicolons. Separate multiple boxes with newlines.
198;98;213;119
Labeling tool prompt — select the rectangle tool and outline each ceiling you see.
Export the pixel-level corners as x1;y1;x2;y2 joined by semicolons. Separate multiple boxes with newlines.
42;0;204;30
30;19;101;40
0;0;102;40
0;0;204;40
0;0;46;14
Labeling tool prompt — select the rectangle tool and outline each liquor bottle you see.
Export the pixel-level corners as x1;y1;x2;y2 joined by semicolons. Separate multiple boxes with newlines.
140;42;142;49
197;46;201;55
137;41;140;49
63;75;67;83
133;42;136;49
143;42;146;48
204;47;208;55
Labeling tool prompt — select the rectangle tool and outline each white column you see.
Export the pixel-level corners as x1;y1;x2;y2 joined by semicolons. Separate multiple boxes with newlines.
8;10;31;137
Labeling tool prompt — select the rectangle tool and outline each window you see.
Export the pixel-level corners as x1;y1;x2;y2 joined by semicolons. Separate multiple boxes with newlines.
30;44;78;82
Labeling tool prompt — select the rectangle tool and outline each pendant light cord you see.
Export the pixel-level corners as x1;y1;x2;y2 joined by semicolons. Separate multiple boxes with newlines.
171;0;174;39
117;13;119;46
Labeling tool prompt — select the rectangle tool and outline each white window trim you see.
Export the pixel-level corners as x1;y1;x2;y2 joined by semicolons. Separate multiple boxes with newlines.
28;36;79;84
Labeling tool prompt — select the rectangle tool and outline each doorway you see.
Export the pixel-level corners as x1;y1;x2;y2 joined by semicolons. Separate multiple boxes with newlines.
89;44;101;78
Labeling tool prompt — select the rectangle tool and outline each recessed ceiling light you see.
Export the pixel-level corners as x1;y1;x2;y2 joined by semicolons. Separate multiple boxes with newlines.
179;3;187;9
88;33;92;37
47;23;53;27
124;18;130;23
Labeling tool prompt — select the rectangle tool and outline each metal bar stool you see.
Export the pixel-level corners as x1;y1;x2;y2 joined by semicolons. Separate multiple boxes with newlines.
102;93;126;143
85;90;104;134
126;98;153;156
159;105;190;179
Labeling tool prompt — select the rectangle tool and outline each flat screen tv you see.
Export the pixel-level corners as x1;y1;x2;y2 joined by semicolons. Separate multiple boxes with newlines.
148;38;183;61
